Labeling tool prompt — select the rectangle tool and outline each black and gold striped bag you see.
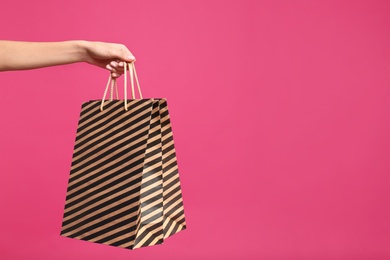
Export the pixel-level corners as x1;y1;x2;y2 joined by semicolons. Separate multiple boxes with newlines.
60;61;187;250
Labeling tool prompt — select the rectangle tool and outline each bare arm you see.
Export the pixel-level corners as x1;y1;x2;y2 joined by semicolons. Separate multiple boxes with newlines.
0;40;135;77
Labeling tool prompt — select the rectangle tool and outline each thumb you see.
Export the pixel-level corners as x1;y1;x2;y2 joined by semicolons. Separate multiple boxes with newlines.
113;44;136;62
122;54;136;63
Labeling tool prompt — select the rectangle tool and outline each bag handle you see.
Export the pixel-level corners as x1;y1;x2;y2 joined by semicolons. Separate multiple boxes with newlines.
124;61;143;110
100;61;143;112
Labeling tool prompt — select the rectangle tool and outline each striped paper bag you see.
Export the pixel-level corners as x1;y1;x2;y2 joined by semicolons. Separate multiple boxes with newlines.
60;62;187;250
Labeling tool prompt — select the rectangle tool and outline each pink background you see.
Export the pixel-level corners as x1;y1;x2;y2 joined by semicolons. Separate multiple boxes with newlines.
1;0;390;259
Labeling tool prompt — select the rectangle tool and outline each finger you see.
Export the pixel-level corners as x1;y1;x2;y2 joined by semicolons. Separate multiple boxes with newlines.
111;72;120;78
106;65;123;78
107;64;122;72
110;61;128;75
110;61;119;68
113;66;124;74
106;64;114;71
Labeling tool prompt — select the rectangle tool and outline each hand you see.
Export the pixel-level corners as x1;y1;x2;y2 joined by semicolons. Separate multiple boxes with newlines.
83;41;136;78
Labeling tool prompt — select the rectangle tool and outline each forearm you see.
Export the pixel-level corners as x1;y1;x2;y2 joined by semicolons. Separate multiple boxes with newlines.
0;40;89;71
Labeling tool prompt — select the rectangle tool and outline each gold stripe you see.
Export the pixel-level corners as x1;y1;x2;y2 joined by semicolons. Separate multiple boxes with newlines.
162;139;174;150
85;213;139;245
141;152;162;173
162;148;175;160
162;155;178;170
66;149;145;198
133;221;164;249
140;197;163;215
71;112;153;168
163;214;185;231
141;209;163;226
164;218;176;239
62;198;140;236
78;102;99;121
140;181;163;204
64;165;143;214
77;101;124;129
68;151;145;194
74;100;152;150
163;208;186;239
164;190;183;213
163;166;179;184
142;165;163;184
75;101;127;139
163;181;181;200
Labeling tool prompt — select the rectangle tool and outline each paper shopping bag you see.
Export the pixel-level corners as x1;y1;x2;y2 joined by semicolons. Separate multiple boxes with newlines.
60;62;187;250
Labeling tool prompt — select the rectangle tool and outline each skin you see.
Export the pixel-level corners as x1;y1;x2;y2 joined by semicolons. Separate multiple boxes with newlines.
0;40;135;78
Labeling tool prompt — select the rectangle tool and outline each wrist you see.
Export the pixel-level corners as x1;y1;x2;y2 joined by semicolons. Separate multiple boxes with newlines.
71;40;90;63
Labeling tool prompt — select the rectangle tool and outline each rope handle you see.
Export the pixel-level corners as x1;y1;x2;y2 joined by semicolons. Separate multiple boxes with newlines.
100;61;143;111
110;77;119;101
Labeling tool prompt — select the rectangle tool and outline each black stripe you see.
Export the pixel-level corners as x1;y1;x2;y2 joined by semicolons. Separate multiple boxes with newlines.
165;184;182;201
163;166;179;182
142;150;163;171
96;228;137;246
158;100;167;109
74;101;153;151
70;120;150;169
65;158;144;205
140;178;163;201
162;159;178;176
79;102;101;118
74;100;152;148
165;192;184;216
160;109;169;120
71;105;160;162
65;211;139;240
75;100;149;143
134;222;163;246
70;126;150;177
141;164;162;181
77;101;123;131
141;210;163;225
165;208;185;227
163;215;175;237
168;221;180;237
62;195;140;233
76;101;126;133
65;152;164;212
162;134;173;147
138;228;164;248
67;145;146;194
162;143;175;156
167;209;186;228
141;204;163;222
164;173;180;191
64;176;142;218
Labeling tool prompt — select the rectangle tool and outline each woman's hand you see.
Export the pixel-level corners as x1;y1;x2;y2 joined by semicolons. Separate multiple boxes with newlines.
82;41;136;78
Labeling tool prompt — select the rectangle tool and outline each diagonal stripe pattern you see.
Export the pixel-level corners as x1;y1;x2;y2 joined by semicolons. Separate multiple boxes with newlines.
60;98;187;250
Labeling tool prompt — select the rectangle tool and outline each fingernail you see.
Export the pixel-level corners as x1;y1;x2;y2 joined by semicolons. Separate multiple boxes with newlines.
128;55;135;60
111;61;117;67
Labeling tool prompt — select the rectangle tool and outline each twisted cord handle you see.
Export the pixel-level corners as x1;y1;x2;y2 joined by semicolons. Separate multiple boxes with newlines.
100;61;142;111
